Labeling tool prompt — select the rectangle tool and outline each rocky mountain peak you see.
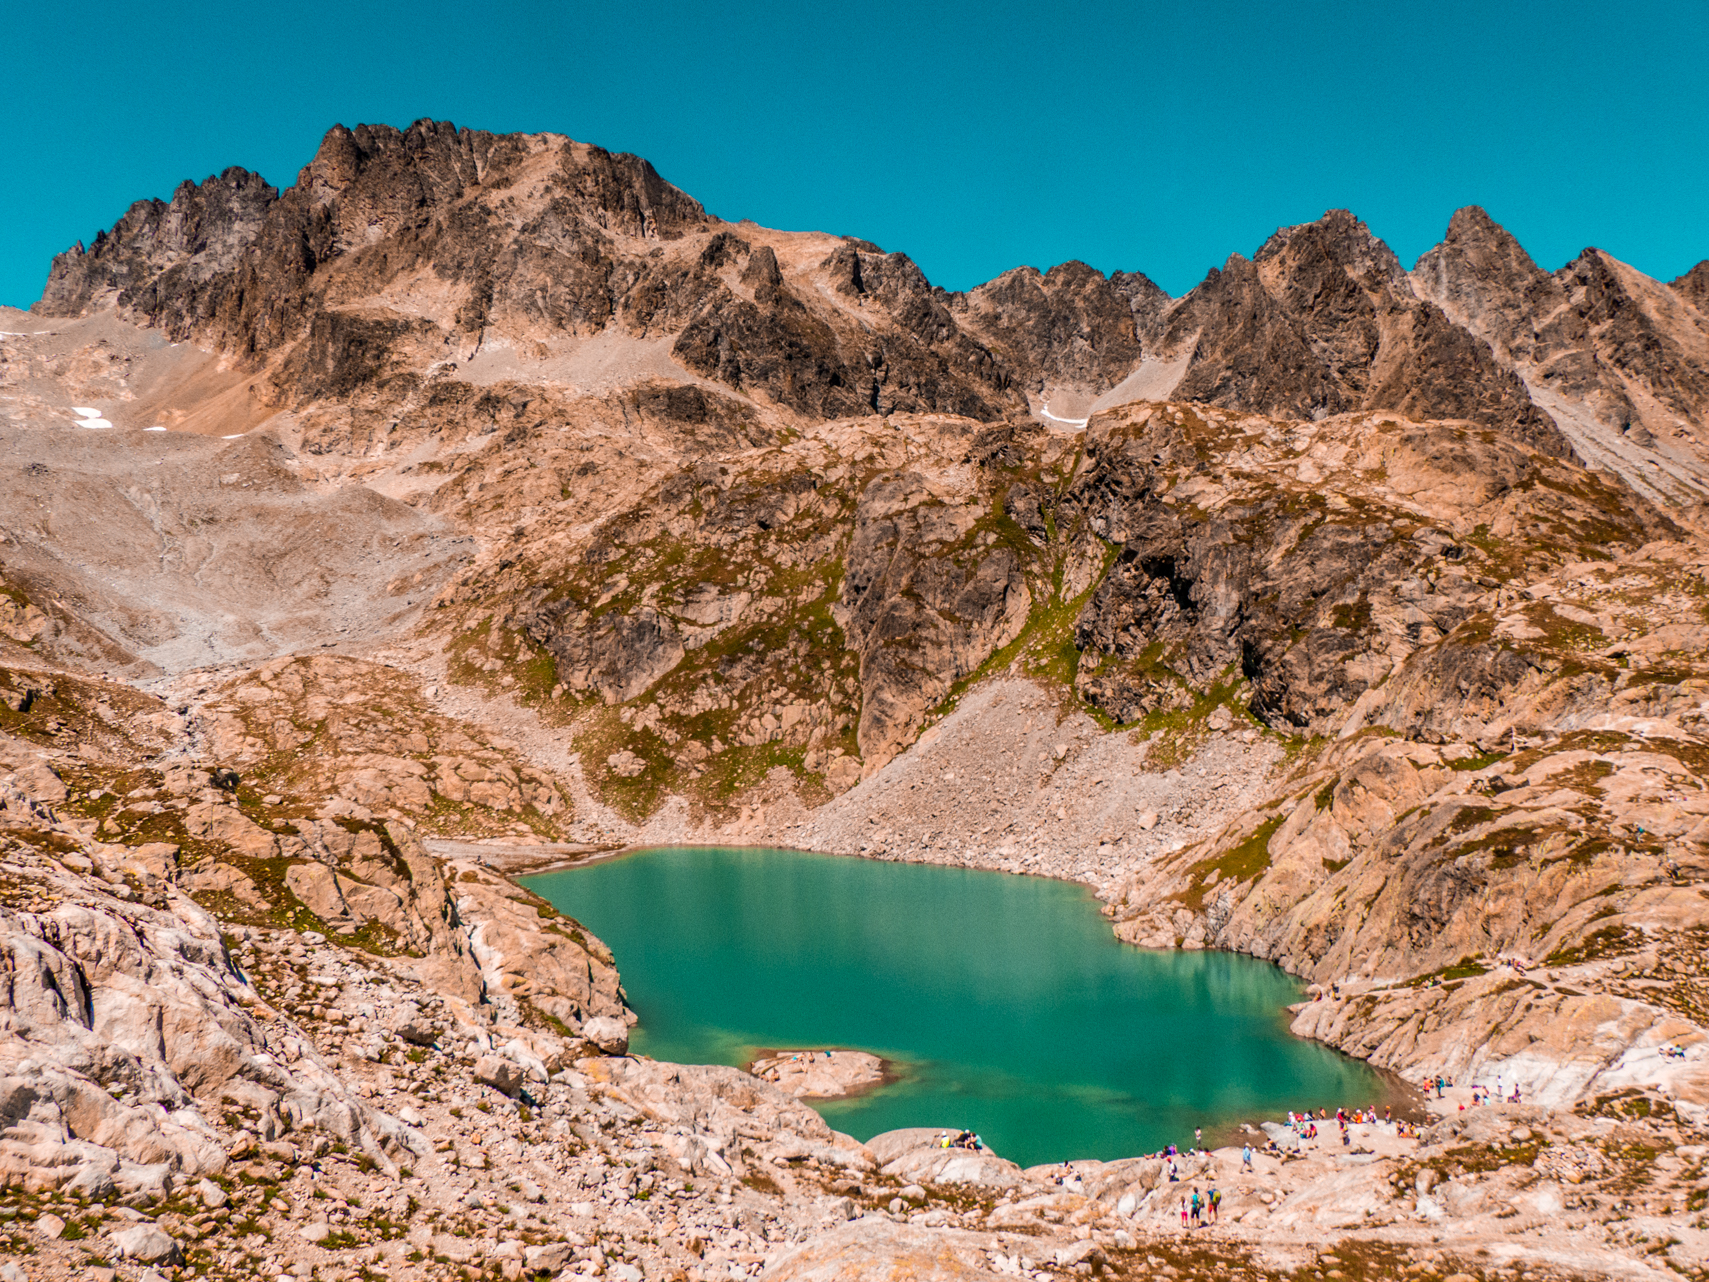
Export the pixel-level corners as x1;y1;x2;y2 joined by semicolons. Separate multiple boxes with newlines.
1151;216;1566;454
952;259;1146;394
1675;259;1709;312
1254;207;1409;291
1412;207;1709;503
1410;206;1550;366
1442;203;1532;254
1416;205;1544;288
32;166;277;320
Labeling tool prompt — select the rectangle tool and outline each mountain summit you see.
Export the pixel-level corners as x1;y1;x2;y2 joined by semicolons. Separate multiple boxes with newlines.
36;120;1709;503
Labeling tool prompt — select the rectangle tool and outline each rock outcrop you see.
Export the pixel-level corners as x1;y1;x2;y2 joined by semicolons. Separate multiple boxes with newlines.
0;752;418;1201
842;468;1031;768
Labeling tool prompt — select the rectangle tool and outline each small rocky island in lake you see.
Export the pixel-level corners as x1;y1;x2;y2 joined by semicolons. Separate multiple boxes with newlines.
750;1050;888;1098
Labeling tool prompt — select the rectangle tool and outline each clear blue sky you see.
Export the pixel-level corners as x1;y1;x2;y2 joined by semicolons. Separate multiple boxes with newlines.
3;0;1705;308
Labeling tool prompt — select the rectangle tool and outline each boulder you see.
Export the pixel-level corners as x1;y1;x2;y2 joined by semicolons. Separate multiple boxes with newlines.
110;1224;182;1265
121;843;180;882
395;1018;436;1046
11;759;67;804
1054;1241;1106;1270
524;1243;574;1273
473;1055;524;1097
181;861;266;908
606;751;647;779
866;1128;1027;1188
582;1016;630;1055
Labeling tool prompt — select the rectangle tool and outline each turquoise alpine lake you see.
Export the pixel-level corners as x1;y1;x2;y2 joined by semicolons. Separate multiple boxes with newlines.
523;846;1386;1168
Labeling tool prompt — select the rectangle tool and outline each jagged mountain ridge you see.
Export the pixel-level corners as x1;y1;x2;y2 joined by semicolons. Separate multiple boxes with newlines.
34;119;1709;502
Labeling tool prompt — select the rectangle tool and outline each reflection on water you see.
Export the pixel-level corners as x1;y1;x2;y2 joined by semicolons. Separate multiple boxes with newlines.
525;846;1386;1167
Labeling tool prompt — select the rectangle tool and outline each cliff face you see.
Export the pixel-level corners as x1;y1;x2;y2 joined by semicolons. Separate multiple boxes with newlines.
34;167;279;322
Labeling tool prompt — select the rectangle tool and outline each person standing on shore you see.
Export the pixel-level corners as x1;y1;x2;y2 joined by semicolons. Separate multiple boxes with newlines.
1241;1144;1253;1172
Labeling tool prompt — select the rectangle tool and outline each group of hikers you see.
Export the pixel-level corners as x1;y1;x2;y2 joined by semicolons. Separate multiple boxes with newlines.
955;1075;1555;1236
1282;1104;1402;1147
1433;1070;1525;1106
756;1050;835;1082
1179;1185;1221;1227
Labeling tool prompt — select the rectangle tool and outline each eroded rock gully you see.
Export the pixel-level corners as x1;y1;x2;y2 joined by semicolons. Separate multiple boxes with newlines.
2;118;1709;1279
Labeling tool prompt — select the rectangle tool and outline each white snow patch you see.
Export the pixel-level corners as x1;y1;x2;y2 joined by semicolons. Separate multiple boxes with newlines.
71;407;114;429
144;426;167;432
221;433;245;439
1040;406;1088;427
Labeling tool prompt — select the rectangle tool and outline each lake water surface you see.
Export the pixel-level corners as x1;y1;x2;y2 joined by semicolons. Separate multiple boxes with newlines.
524;846;1385;1167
